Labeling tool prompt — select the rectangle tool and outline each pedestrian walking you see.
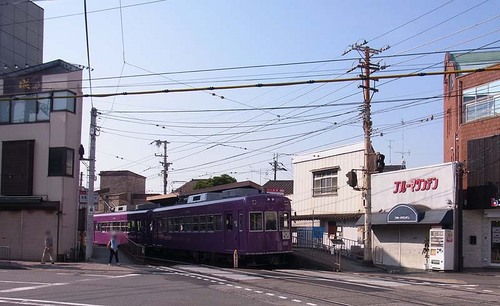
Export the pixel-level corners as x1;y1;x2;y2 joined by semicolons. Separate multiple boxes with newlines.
41;230;54;264
107;233;120;266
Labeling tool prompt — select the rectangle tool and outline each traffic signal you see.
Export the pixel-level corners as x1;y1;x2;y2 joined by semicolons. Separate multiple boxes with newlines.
376;153;385;172
346;170;357;188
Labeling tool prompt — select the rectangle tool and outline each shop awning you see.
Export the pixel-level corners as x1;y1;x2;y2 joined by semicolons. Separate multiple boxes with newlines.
292;213;362;221
356;205;453;226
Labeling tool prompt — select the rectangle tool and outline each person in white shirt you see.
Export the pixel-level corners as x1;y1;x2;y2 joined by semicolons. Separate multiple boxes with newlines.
107;233;120;266
41;230;54;264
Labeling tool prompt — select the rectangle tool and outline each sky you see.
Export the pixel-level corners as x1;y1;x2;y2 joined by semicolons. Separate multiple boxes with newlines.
35;0;500;193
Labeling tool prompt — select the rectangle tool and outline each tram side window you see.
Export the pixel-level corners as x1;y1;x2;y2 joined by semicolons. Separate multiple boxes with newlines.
214;215;223;231
249;212;263;231
168;218;174;232
161;218;169;233
238;213;243;232
199;215;207;232
192;216;199;232
184;216;192;232
178;217;184;232
265;211;277;231
225;213;233;231
279;212;290;231
207;215;215;232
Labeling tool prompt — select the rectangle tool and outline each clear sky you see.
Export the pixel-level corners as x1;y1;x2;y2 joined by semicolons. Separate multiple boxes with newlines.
36;0;499;193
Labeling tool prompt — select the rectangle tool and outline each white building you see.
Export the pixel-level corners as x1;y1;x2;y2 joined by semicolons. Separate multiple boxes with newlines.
363;162;458;270
292;143;368;243
0;60;83;260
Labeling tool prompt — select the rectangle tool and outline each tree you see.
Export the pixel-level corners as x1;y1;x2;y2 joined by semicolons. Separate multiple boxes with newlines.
194;174;237;190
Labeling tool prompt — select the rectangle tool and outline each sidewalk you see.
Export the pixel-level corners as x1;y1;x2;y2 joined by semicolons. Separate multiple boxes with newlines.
0;246;144;273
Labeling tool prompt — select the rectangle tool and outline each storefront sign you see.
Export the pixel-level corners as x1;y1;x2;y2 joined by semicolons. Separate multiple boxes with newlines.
387;204;419;223
393;177;439;194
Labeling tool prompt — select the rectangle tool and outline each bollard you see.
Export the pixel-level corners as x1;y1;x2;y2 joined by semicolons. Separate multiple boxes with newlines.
233;249;238;268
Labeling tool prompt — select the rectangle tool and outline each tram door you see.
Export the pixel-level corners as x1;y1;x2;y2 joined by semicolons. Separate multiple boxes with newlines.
224;211;238;251
238;210;244;252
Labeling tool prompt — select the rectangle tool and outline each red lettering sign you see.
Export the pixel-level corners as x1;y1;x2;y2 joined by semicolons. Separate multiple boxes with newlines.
393;177;439;194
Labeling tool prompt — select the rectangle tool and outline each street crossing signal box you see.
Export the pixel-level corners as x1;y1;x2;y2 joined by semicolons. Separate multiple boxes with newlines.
429;229;454;271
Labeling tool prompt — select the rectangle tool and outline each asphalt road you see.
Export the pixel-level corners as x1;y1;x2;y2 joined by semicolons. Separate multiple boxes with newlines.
0;262;499;306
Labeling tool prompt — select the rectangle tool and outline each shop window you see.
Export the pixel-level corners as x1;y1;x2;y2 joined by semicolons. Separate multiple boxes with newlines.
249;212;263;231
313;168;338;196
265;211;277;231
48;147;74;177
0;101;10;123
52;90;76;113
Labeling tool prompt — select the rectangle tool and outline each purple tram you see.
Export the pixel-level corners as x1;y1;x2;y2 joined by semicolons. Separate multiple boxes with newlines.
151;193;292;264
93;210;151;246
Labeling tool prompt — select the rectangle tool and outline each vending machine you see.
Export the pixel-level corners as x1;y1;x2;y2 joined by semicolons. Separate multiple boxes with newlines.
429;229;454;271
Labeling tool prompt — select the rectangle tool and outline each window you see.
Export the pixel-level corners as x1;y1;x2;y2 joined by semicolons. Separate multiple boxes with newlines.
0;101;10;123
463;80;500;123
214;215;223;231
199;215;207;232
48;147;74;177
184;216;192;232
192;216;199;232
207;215;215;232
1;140;35;196
265;211;277;231
52;91;76;113
279;212;290;231
313;168;338;196
238;213;243;232
249;212;263;231
225;213;233;231
11;97;36;123
0;90;76;125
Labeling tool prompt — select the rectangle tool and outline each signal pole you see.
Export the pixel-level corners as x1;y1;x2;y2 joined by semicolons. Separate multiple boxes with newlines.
345;42;388;263
152;140;172;194
85;107;98;260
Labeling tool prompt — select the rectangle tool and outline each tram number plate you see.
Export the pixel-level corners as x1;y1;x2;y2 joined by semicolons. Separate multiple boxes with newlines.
282;231;291;240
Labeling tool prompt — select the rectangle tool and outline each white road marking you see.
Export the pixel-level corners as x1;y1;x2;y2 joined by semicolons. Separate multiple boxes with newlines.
266;293;275;296
278;296;287;299
483;290;493;293
306;303;317;306
254;290;263;294
234;286;242;289
245;288;252;291
0;283;68;293
226;284;233;287
0;297;103;306
292;299;302;303
0;281;47;285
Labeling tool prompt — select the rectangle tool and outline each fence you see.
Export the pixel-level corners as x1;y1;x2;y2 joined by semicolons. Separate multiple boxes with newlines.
292;229;364;260
0;246;10;264
122;237;145;263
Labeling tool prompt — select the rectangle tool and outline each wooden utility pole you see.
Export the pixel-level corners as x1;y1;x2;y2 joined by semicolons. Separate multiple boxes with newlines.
85;107;98;260
345;42;388;263
152;140;172;194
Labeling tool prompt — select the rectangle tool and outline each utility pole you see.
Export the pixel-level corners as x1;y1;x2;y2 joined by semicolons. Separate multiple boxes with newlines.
345;41;388;263
151;140;172;194
269;153;287;181
85;107;98;260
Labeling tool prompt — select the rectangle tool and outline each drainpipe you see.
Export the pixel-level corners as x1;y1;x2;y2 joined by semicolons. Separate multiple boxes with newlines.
56;210;62;261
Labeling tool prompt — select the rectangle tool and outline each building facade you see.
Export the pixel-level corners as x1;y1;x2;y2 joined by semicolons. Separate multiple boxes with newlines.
443;51;500;267
0;0;44;72
365;163;458;270
292;143;367;244
0;60;83;260
97;170;147;212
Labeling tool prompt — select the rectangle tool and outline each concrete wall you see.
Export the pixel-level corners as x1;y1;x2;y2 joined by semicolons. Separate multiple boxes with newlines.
100;173;146;195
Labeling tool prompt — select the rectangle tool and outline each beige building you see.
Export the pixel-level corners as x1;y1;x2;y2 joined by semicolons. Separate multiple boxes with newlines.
292;143;368;243
0;60;83;261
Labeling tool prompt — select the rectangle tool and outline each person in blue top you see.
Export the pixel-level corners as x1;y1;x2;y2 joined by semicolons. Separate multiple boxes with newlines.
107;233;120;266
